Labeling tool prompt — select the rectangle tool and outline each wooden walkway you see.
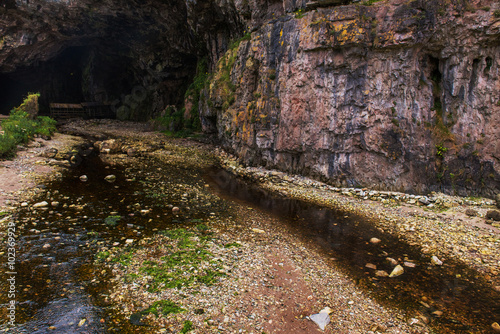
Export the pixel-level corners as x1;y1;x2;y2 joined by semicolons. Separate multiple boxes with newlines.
49;102;113;119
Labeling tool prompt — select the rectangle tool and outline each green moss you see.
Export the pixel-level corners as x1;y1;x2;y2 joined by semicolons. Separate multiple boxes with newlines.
142;300;185;317
95;251;111;261
224;242;241;248
181;320;194;333
229;32;252;50
124;273;141;283
137;228;225;292
112;250;135;266
104;215;121;226
493;9;500;17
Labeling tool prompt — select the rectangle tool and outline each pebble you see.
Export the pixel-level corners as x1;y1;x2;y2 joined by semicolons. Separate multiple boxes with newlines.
51;201;59;207
386;257;398;266
492;322;500;332
42;243;51;249
431;256;443;266
105;175;116;183
172;207;180;213
80;175;88;182
375;270;389;277
369;237;381;244
33;201;49;208
365;263;377;270
251;228;265;234
403;261;416;268
389;265;404;278
432;310;443;317
125;239;134;244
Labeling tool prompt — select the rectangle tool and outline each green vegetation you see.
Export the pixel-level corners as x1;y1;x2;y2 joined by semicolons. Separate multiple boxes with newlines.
104;215;121;226
493;9;500;17
435;144;448;158
153;59;210;137
142;300;185;317
95;251;111;261
361;0;384;5
0;93;57;159
229;32;251;50
181;320;194;333
183;58;210;131
132;228;225;292
269;70;276;81
224;242;241;248
294;9;305;19
112;250;135;266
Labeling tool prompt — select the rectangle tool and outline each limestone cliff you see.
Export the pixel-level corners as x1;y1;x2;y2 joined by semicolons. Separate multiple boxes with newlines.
200;0;500;197
0;0;498;196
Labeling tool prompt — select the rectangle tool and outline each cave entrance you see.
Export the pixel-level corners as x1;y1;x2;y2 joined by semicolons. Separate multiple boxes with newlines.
0;46;89;116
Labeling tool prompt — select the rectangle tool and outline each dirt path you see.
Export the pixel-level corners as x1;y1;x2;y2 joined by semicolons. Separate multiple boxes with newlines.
0;133;83;211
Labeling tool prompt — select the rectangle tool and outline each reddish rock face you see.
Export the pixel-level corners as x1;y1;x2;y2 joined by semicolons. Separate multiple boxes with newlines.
1;0;498;196
202;0;500;197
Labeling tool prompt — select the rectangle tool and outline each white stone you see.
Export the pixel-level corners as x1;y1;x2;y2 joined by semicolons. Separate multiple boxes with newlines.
389;265;404;277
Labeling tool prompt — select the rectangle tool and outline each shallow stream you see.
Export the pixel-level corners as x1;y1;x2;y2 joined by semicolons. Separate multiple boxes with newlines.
1;145;498;333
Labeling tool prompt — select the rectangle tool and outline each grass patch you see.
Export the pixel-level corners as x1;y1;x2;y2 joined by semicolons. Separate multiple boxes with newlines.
0;93;57;159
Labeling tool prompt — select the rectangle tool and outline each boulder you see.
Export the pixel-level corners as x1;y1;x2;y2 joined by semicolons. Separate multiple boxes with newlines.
486;210;500;222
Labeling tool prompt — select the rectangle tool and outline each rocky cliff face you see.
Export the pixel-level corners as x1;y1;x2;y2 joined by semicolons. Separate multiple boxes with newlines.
200;0;500;197
1;0;499;196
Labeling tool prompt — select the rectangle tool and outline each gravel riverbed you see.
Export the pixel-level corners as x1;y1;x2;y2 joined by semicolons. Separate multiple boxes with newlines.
1;119;498;334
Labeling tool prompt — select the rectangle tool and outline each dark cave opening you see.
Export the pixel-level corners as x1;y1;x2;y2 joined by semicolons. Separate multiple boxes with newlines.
0;46;88;115
0;43;198;120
